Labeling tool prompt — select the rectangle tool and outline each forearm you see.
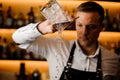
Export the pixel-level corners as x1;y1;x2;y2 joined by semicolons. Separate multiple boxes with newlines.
12;20;54;49
12;23;41;46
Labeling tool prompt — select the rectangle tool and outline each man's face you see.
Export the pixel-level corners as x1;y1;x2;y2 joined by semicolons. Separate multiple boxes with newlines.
75;12;103;47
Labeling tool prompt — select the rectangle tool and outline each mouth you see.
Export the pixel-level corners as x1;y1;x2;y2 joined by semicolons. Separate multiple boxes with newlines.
80;36;90;42
81;35;88;39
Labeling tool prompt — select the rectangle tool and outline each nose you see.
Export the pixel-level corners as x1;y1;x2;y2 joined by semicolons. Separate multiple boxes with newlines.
82;26;89;35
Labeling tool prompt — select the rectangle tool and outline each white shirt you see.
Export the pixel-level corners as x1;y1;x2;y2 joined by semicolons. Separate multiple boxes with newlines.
12;23;119;80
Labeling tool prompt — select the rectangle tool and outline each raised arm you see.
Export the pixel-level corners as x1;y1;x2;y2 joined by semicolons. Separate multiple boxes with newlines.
12;20;54;49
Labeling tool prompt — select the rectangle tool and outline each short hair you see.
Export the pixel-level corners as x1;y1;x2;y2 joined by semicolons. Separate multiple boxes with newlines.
76;1;104;24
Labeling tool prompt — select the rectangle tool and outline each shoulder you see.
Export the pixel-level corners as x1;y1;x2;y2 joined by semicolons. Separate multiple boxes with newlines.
69;40;76;46
100;45;119;76
100;45;119;59
69;40;77;45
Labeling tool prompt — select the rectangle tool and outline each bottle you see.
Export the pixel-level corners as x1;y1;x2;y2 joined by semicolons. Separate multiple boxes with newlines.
2;38;10;59
27;7;35;24
103;9;112;31
16;12;25;28
12;13;18;28
17;63;27;80
31;70;41;80
115;41;120;55
0;3;4;27
13;48;23;60
112;17;118;31
0;36;3;59
5;6;14;28
116;13;120;31
10;42;17;59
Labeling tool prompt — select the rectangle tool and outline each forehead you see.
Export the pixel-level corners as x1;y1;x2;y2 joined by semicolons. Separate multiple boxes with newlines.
76;12;100;23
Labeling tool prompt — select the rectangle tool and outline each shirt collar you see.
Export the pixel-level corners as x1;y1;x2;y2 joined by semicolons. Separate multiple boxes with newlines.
75;40;100;58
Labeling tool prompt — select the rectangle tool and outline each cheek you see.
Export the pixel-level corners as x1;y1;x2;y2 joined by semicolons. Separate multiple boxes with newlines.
91;31;100;39
76;25;81;31
76;25;86;35
76;26;81;33
75;26;78;30
76;26;83;38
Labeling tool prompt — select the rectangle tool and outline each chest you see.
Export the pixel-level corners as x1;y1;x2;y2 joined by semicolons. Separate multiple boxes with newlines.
60;43;102;80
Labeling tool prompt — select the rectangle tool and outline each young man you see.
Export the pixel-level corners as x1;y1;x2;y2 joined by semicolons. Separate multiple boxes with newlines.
12;1;119;80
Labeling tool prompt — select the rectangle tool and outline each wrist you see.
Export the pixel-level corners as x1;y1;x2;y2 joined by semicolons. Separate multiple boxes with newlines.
37;20;53;34
36;22;44;34
37;22;47;34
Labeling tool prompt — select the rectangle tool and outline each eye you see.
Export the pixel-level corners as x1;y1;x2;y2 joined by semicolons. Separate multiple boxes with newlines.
77;24;82;27
86;25;98;30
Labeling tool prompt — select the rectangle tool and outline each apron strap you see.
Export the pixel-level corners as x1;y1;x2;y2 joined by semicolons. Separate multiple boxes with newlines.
67;42;76;66
96;49;103;80
60;42;103;80
63;42;76;74
60;42;76;80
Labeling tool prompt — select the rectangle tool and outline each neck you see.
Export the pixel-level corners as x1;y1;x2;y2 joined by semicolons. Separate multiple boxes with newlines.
78;41;98;56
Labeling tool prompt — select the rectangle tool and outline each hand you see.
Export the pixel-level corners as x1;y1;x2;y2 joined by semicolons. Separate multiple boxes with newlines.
37;20;56;34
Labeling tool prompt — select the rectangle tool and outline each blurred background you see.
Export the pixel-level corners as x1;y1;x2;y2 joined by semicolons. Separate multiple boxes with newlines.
0;0;120;80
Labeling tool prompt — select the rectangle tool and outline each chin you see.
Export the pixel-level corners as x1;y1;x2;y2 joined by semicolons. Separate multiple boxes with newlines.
79;41;88;46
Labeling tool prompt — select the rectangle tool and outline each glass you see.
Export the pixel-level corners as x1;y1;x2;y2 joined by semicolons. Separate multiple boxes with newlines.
40;0;73;52
40;0;73;39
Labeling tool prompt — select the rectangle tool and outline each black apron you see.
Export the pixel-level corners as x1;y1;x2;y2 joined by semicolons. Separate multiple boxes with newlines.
60;42;103;80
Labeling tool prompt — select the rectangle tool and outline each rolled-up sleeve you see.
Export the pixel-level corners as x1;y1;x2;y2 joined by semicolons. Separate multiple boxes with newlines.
12;23;42;49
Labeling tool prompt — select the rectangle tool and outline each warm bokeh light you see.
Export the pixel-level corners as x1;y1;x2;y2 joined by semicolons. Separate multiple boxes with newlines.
0;60;48;74
1;28;120;52
0;0;120;20
0;0;120;79
0;29;120;76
